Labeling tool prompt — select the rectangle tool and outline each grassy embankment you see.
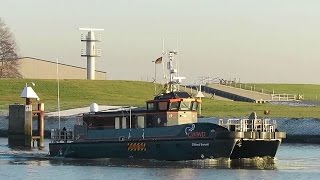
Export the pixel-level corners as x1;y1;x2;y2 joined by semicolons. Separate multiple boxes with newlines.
229;83;320;101
0;79;155;111
0;79;320;118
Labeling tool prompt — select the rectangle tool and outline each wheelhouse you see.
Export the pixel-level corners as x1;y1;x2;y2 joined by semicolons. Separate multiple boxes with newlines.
83;91;200;130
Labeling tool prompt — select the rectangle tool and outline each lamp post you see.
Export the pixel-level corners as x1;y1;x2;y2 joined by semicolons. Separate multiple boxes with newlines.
196;85;205;116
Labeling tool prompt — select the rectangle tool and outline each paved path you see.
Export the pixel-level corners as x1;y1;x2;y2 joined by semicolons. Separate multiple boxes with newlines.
183;86;232;101
206;84;273;102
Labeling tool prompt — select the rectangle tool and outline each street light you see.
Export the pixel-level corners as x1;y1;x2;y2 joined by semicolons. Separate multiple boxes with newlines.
196;85;205;115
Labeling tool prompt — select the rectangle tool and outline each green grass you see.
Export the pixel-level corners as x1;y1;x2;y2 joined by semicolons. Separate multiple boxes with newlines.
1;79;320;118
230;83;320;101
201;99;320;118
0;79;158;112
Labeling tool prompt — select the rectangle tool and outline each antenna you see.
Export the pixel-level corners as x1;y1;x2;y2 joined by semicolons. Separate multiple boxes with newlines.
160;38;185;92
162;38;165;55
56;58;61;130
79;27;104;80
176;38;180;90
176;38;179;77
162;38;166;83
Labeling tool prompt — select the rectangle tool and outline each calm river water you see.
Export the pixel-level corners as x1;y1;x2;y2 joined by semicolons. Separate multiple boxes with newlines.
0;138;320;180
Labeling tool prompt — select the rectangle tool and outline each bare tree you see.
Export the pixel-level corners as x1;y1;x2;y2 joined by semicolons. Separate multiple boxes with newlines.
0;17;21;78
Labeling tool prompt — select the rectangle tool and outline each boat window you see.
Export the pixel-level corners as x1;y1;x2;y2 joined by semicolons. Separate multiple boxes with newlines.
121;117;127;129
147;102;155;111
169;102;180;110
158;101;168;111
137;116;145;128
180;101;192;110
191;102;198;111
115;117;120;129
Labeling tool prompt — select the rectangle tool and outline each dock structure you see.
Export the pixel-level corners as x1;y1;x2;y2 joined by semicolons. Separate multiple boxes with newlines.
189;83;298;103
8;83;45;148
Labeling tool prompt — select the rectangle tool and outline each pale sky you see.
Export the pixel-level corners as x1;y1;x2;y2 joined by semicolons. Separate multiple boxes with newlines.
1;0;320;84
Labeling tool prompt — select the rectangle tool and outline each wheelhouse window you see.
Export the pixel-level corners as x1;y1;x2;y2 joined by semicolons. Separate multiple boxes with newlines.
169;102;180;110
158;101;168;111
137;116;145;128
147;102;155;111
191;101;198;111
180;100;192;110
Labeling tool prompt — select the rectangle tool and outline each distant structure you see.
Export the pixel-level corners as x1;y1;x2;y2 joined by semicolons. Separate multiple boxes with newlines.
79;28;104;80
9;84;45;148
17;57;106;80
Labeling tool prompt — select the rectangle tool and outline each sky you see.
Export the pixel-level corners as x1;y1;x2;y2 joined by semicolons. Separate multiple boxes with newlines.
1;0;320;84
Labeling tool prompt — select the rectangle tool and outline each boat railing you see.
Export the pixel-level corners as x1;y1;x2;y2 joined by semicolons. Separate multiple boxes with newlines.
51;129;74;143
218;118;277;132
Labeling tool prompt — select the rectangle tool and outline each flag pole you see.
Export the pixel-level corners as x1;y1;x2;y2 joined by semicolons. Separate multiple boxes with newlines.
152;60;157;95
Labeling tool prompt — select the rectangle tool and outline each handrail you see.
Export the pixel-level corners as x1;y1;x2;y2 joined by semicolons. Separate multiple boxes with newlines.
271;94;297;101
218;118;277;132
51;129;74;143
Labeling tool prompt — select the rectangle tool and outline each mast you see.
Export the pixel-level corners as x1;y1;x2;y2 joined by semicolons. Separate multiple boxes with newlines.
164;50;185;93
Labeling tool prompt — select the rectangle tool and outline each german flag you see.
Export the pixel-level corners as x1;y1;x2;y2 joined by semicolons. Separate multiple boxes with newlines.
154;57;162;64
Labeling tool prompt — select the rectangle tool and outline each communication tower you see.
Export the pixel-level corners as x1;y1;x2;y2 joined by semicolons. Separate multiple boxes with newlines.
79;28;104;80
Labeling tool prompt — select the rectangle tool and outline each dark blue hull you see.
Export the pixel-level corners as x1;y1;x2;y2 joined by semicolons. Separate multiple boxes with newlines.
50;138;236;161
230;140;281;159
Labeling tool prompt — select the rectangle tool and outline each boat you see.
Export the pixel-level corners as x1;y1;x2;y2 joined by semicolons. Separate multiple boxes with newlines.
218;112;286;159
49;50;286;160
49;50;240;160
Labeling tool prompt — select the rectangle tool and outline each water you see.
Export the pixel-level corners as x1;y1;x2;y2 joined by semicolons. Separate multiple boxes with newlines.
1;138;320;179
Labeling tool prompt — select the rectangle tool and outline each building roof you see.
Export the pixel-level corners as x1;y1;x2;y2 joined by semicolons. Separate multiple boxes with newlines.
17;57;107;74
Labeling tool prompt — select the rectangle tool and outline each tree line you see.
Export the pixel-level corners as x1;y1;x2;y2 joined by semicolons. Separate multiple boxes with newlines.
0;17;21;78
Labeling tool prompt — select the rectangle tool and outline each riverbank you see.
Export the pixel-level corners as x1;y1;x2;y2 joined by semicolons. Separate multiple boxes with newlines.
1;79;320;118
